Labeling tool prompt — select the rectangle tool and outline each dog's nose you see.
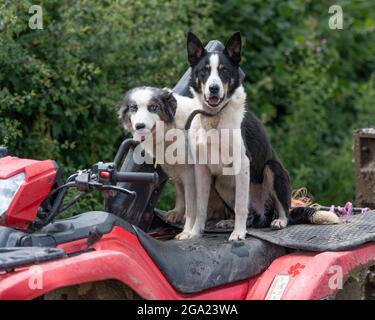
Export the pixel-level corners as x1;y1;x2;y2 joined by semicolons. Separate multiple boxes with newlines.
135;123;146;130
209;85;219;95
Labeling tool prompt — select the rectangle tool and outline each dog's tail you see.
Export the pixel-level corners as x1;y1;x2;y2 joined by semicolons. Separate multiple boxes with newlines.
249;207;340;228
289;207;340;225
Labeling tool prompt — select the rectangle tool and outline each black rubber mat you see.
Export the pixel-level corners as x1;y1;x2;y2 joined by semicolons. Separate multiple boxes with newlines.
156;209;375;252
246;211;375;251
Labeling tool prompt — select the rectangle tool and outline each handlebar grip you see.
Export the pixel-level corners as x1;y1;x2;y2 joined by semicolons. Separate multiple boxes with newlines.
115;172;159;184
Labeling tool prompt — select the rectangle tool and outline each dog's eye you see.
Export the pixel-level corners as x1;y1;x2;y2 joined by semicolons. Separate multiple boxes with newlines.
148;104;158;112
198;69;206;78
129;105;138;113
219;66;229;76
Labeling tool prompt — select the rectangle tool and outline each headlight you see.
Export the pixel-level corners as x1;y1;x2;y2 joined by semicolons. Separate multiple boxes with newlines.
0;172;25;216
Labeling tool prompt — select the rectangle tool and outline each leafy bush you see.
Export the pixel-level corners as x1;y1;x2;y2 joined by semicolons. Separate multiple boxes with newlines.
0;0;214;212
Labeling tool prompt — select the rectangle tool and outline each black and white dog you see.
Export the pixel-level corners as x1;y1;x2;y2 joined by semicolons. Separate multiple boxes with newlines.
118;86;231;239
178;32;339;241
119;87;199;238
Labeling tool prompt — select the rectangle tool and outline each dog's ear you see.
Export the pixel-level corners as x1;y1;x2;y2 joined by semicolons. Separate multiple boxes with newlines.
118;103;133;132
187;32;206;66
119;93;133;132
160;89;177;122
224;31;242;64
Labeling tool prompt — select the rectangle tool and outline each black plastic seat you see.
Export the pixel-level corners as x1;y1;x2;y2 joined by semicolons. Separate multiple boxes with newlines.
134;227;286;293
0;247;65;272
0;212;136;248
19;211;135;247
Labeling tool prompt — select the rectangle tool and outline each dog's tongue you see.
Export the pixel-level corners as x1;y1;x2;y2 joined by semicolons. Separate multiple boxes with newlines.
208;96;220;106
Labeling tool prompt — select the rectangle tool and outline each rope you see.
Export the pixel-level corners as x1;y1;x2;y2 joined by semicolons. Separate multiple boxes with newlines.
292;187;371;216
292;187;313;207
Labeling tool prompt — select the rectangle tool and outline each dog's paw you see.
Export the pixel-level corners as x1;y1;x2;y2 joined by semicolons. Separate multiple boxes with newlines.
215;219;235;229
175;230;201;240
228;230;247;241
165;209;184;224
270;218;288;230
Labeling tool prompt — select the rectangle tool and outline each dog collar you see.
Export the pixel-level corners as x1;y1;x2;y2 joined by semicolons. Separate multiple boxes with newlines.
184;102;229;130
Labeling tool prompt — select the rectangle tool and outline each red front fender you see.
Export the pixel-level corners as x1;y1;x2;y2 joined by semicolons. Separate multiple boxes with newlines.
0;227;179;300
0;227;249;300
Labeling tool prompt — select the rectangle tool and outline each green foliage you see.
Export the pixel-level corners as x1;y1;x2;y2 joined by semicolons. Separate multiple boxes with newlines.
157;181;176;212
1;0;374;213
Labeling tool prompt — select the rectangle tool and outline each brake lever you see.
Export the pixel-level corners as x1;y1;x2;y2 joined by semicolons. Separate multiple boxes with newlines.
88;181;137;197
75;168;137;197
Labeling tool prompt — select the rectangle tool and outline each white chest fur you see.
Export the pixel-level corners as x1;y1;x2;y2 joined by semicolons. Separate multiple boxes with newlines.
189;85;248;175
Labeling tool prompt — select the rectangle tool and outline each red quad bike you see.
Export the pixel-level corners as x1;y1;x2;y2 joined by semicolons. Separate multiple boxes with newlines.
1;41;375;301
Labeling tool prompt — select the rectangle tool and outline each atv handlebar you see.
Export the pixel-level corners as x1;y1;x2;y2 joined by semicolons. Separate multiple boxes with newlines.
34;157;159;230
115;172;159;184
